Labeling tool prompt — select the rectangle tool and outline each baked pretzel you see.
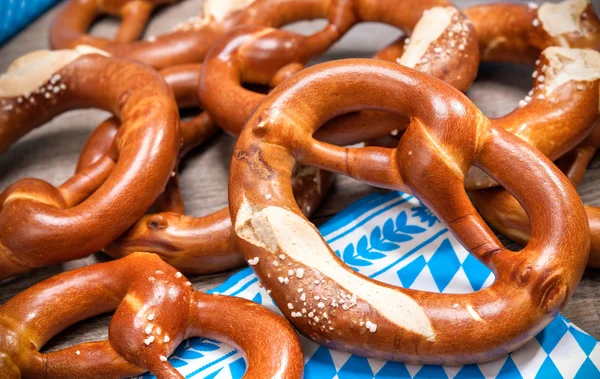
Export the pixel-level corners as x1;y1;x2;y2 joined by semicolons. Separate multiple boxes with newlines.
0;252;303;379
51;0;348;69
200;0;479;137
465;0;600;63
362;0;600;189
472;126;600;268
0;47;179;280
74;64;333;274
50;0;179;47
228;59;589;364
462;0;600;189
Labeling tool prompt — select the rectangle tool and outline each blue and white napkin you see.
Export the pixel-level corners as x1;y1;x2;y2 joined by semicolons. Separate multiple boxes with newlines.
0;0;60;45
141;190;600;378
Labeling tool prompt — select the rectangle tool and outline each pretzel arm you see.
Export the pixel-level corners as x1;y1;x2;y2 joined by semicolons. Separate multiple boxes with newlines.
471;126;600;267
116;0;156;43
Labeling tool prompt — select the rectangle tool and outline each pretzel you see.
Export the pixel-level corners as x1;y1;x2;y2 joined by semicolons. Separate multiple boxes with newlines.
462;0;600;189
471;126;600;268
50;0;180;47
0;252;303;379
362;0;600;189
50;0;349;69
73;64;333;274
228;59;589;364
465;0;600;64
200;0;479;137
0;47;179;280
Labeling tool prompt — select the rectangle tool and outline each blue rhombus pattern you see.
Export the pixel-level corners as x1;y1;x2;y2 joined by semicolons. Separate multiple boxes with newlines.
137;191;600;379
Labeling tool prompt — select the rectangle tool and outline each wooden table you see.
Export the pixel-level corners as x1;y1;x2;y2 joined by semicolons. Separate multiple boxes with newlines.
1;0;599;354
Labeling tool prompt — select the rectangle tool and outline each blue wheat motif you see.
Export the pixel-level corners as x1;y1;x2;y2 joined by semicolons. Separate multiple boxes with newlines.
335;211;427;268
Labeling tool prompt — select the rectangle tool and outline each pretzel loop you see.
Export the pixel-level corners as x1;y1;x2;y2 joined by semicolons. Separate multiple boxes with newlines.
0;48;179;279
229;59;589;364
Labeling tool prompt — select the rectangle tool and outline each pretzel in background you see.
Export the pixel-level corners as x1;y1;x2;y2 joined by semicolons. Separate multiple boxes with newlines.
50;0;180;46
228;59;589;364
459;0;600;268
51;0;349;69
463;0;600;189
0;47;179;279
369;0;600;185
0;253;303;378
200;0;479;140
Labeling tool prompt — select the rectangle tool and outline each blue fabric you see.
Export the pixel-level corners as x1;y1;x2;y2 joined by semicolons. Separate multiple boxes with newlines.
137;191;600;379
0;0;61;45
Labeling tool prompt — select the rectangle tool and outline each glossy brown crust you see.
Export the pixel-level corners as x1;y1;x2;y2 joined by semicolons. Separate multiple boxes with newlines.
464;1;600;64
471;127;600;268
50;0;345;69
0;54;179;280
0;253;303;379
200;0;479;137
75;64;333;274
50;0;180;49
228;59;589;364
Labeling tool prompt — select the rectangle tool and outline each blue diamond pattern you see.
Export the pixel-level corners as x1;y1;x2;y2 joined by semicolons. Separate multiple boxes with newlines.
535;357;562;379
133;191;600;379
397;255;427;288
375;362;412;378
338;356;373;378
536;316;569;354
570;326;598;355
497;357;522;379
414;365;448;378
427;239;461;292
574;358;600;379
228;358;246;378
305;347;338;379
461;254;491;291
455;364;485;379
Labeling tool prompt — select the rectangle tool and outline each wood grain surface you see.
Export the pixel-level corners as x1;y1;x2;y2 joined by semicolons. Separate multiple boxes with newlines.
1;0;599;357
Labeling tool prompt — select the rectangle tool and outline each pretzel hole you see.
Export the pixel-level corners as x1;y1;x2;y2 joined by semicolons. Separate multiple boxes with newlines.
310;23;404;64
40;313;111;353
282;19;329;37
0;111;111;189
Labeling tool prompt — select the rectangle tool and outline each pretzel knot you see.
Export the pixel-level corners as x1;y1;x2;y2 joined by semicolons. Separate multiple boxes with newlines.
0;253;303;379
0;47;179;280
228;59;590;364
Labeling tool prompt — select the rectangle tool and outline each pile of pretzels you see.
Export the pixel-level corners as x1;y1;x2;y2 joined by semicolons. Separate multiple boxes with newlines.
0;0;599;377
